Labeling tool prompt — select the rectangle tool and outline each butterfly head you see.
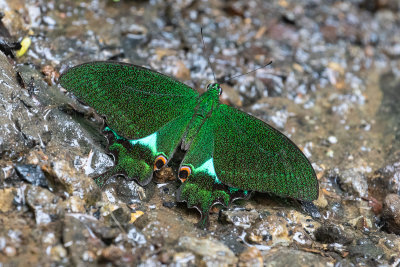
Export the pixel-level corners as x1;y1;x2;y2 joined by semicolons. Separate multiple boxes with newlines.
206;83;222;96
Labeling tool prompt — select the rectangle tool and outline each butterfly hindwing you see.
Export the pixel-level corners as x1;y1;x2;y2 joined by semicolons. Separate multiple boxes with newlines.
96;110;195;187
59;61;199;140
176;115;250;228
211;104;318;201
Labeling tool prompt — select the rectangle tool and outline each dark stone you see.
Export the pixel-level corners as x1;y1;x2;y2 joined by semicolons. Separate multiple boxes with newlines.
93;209;100;219
301;201;321;219
16;71;25;88
0;38;20;58
382;194;400;234
315;224;354;245
15;164;48;188
162;201;175;208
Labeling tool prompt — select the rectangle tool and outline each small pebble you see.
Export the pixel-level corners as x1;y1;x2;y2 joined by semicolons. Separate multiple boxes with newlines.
328;136;337;144
4;246;16;257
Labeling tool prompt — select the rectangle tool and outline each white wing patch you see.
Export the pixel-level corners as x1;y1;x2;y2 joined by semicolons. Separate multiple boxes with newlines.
129;132;158;155
197;157;222;184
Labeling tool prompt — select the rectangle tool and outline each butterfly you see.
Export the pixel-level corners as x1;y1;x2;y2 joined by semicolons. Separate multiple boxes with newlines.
59;61;319;228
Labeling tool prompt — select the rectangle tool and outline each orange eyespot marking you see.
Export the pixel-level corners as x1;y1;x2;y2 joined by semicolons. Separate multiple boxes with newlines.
154;155;167;170
178;166;191;182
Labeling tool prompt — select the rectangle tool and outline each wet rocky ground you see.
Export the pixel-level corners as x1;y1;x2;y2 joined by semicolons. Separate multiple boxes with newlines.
0;0;399;266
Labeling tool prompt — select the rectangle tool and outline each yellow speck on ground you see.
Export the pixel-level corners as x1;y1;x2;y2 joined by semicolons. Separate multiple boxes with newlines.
16;36;31;57
129;211;144;223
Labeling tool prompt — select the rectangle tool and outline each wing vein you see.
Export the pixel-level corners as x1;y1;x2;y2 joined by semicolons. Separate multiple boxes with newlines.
123;86;195;98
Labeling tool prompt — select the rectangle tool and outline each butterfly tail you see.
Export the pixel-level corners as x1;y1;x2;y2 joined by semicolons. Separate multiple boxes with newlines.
93;166;122;188
196;212;210;229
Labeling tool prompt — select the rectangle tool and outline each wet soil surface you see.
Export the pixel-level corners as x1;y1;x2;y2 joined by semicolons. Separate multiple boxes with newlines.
0;0;400;266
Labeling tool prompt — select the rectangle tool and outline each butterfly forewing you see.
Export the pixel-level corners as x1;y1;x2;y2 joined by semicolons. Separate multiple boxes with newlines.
212;104;318;201
59;61;199;139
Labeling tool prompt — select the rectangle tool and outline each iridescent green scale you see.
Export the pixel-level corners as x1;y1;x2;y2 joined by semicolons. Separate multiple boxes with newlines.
60;61;319;228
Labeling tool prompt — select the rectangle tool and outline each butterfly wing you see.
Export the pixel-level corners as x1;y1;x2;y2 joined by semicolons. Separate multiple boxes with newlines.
60;61;199;187
212;104;318;201
176;116;250;228
59;61;199;139
96;110;195;187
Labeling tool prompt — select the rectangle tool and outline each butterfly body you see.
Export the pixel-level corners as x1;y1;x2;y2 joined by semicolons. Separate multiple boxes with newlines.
180;84;220;150
60;61;318;228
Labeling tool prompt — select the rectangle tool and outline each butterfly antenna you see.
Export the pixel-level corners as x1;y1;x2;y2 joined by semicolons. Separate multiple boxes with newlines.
200;28;216;82
223;60;273;83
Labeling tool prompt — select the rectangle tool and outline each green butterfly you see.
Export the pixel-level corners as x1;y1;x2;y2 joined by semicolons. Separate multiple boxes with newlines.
59;61;319;227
